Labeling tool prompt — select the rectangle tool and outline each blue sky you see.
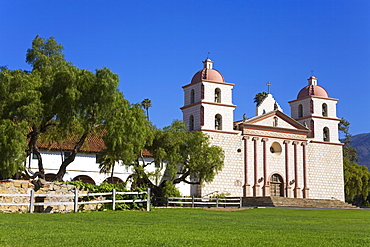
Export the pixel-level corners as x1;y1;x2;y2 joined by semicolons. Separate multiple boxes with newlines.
1;1;369;135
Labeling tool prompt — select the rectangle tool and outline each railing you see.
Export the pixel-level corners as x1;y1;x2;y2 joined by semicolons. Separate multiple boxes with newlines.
0;188;151;213
153;196;242;208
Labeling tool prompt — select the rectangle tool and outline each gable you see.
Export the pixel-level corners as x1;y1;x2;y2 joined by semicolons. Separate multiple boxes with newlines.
241;110;309;135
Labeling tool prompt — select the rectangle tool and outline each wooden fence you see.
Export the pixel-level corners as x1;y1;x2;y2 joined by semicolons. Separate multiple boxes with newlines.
0;188;151;213
153;196;242;208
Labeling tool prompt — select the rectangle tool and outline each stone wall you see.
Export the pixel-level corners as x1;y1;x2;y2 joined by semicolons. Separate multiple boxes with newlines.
0;180;103;213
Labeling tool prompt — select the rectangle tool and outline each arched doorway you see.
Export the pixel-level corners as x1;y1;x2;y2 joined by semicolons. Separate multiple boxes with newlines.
270;174;284;197
72;175;96;185
103;177;124;184
45;173;57;182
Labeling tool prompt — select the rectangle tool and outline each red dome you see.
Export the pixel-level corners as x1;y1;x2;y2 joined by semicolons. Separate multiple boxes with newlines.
191;68;225;84
297;85;329;99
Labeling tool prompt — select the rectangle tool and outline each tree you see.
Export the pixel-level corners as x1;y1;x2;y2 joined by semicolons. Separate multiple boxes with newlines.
253;92;268;106
339;118;358;162
339;118;370;205
133;120;225;196
343;157;370;205
141;98;152;120
0;35;150;182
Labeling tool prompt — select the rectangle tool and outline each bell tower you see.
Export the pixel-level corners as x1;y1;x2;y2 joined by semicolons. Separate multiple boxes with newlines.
288;76;340;143
181;59;236;132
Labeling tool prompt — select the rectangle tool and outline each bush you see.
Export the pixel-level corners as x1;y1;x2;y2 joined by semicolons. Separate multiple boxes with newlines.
65;181;147;210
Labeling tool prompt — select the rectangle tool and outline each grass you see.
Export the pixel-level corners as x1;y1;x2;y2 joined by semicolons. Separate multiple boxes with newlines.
0;208;369;246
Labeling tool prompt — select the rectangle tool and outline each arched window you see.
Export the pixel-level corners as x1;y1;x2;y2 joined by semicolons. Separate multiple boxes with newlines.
322;103;328;117
298;104;303;118
189;115;194;131
310;120;315;138
323;127;330;142
310;100;314;114
215;114;222;130
215;88;221;103
190;89;195;104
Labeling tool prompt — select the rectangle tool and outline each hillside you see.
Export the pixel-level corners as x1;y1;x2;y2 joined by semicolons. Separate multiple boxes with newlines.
351;133;370;169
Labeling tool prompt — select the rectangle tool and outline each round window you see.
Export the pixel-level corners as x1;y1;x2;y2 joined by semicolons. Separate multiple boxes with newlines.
270;142;282;156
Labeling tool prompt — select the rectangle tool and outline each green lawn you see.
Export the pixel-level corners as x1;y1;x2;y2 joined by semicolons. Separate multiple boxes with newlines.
0;208;369;246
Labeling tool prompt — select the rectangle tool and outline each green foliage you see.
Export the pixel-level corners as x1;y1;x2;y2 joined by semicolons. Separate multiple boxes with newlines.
0;35;151;180
147;120;224;187
0;120;28;178
162;180;181;197
141;98;152;120
253;92;268;106
339;118;369;205
339;118;358;162
210;192;231;198
343;157;370;205
65;181;147;210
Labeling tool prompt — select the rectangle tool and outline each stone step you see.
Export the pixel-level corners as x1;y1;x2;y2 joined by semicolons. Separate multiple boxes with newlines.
242;197;358;209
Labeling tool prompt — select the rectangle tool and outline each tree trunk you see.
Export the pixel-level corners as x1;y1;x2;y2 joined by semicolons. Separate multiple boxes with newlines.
52;133;88;182
27;127;44;175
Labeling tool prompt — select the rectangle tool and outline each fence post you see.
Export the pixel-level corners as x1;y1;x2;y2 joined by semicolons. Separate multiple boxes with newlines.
112;189;116;211
146;188;151;211
216;197;219;208
74;189;78;212
192;196;194;208
239;197;242;208
29;189;34;213
166;197;169;207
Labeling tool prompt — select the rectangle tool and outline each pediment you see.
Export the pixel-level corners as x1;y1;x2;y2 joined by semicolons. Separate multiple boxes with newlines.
242;110;309;133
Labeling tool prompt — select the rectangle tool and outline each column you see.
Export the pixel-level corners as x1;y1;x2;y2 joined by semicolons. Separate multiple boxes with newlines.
293;141;301;198
302;142;309;198
262;138;270;196
283;140;292;198
252;137;260;197
243;136;250;197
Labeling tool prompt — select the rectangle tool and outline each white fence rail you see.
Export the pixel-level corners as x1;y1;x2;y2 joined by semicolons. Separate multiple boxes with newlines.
0;188;151;213
154;196;242;208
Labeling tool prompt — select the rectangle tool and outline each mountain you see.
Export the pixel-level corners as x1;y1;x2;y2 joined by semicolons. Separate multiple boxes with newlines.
351;133;370;169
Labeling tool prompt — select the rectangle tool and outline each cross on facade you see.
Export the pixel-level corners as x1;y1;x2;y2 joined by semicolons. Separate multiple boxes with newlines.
266;82;272;94
311;70;314;76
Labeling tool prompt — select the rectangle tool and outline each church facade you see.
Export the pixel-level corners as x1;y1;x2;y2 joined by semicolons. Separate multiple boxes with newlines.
181;59;344;201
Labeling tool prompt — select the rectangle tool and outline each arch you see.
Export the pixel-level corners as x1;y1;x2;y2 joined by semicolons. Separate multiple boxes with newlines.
270;173;284;197
310;120;315;138
215;114;222;130
270;142;282;156
45;173;57;182
72;175;96;185
190;89;195;104
298;104;303;118
323;127;330;142
189;115;194;131
103;177;125;184
215;88;221;103
322;103;328;117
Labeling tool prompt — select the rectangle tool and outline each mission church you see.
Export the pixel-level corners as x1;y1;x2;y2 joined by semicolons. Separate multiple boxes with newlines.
181;58;344;201
27;58;345;202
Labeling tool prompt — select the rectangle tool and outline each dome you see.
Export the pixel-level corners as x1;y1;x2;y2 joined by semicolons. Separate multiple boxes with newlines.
191;59;225;84
297;76;329;99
